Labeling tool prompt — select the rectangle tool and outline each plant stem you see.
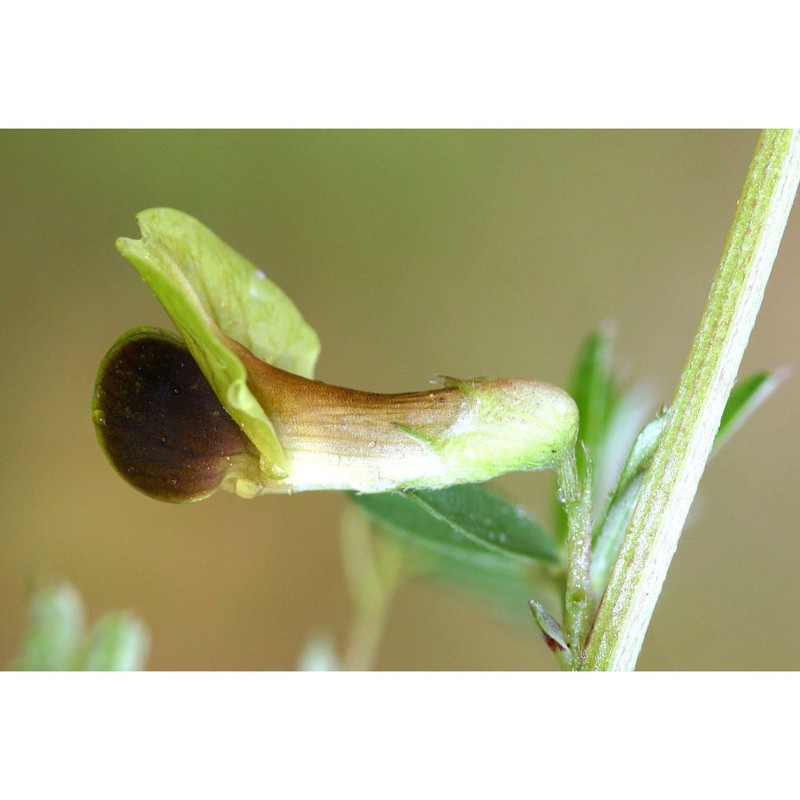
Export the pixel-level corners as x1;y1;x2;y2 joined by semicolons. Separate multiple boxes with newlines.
557;450;594;667
340;504;407;671
582;129;800;671
342;592;392;671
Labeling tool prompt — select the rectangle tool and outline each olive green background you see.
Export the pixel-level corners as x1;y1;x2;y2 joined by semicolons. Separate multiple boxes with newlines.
1;130;797;670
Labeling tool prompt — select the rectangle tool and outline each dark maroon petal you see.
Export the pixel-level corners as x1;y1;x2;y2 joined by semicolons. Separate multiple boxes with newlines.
93;328;254;502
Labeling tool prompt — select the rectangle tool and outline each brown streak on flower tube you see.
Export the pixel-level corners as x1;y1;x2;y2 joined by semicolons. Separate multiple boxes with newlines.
93;329;256;502
225;336;465;446
223;336;475;492
93;328;577;499
221;334;578;494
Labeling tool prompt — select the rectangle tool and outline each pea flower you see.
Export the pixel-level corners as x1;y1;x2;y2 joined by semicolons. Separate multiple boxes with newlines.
93;209;578;502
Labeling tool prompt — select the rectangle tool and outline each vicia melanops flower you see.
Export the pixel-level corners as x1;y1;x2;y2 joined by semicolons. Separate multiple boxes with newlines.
93;209;579;503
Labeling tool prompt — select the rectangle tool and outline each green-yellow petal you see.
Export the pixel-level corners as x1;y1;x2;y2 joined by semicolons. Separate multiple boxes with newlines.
115;208;321;478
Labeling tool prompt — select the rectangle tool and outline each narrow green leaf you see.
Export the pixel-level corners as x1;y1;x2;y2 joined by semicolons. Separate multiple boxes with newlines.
553;328;651;605
10;584;85;671
588;371;779;597
408;486;560;564
350;490;566;628
591;415;666;596
555;327;620;540
83;612;149;671
713;370;785;452
567;328;652;496
354;484;559;566
353;491;522;569
116;208;321;475
606;414;667;512
570;327;618;465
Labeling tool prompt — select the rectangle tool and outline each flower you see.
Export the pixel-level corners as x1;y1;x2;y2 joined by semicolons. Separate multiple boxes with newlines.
93;209;578;503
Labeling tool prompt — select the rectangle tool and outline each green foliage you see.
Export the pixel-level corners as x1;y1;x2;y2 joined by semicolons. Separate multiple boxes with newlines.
553;328;648;542
11;583;84;671
351;327;781;662
583;130;799;670
590;414;666;595
10;583;148;671
569;327;620;483
590;367;781;597
713;371;784;452
351;486;561;620
352;485;557;565
83;611;150;671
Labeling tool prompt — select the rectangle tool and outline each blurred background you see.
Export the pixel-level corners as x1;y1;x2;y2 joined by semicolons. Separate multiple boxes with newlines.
1;130;797;670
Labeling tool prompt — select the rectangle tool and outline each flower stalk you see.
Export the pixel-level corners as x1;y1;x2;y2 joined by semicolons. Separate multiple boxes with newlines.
557;449;593;666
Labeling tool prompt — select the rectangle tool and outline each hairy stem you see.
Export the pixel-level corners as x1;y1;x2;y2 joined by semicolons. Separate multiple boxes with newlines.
557;451;594;667
583;129;800;671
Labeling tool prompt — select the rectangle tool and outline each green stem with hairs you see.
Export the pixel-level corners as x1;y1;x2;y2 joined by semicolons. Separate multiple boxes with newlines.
582;129;800;671
556;450;593;668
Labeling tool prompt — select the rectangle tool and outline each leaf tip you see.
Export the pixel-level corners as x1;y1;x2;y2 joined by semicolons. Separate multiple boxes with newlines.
529;599;569;653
